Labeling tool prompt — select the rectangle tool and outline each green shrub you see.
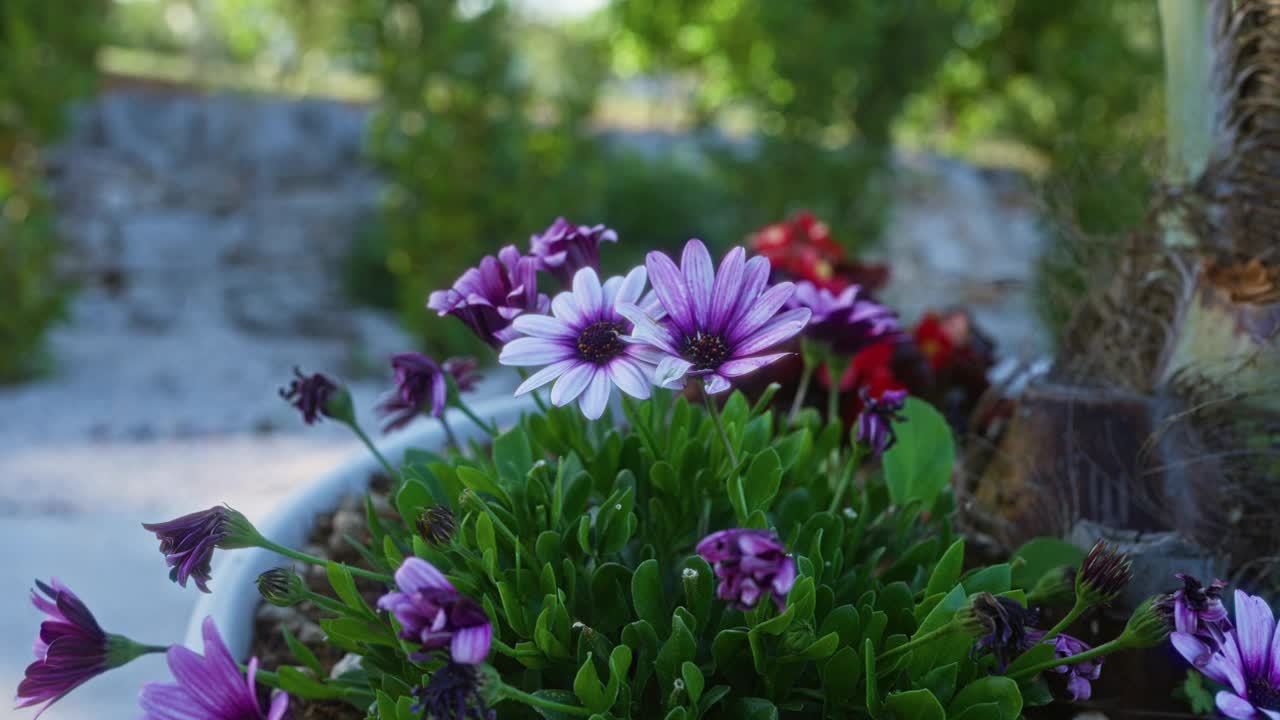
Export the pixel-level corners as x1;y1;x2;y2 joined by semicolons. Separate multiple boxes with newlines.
0;0;102;383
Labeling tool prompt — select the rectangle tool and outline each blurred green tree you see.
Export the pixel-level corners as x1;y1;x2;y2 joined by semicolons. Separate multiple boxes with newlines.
0;0;103;382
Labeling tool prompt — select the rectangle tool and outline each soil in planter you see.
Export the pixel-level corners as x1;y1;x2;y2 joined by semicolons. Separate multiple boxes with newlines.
251;472;394;720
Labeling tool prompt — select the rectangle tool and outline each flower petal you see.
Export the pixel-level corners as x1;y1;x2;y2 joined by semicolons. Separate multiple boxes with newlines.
552;292;586;328
514;359;577;396
573;267;604;319
708;247;745;333
498;337;574;366
617;302;681;356
450;625;492;665
681;239;715;328
551;362;595;407
267;692;290;720
579;367;612;420
608;358;652;399
718;353;791;378
1236;590;1276;678
394;558;454;594
1216;691;1261;720
625;343;667;366
733;308;811;357
703;373;731;394
655;356;693;389
614;265;648;308
511;314;575;339
728;282;797;345
646;250;695;335
138;682;208;720
726;256;771;328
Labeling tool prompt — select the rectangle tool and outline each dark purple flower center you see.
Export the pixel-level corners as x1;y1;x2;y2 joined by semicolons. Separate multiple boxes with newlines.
1248;677;1280;710
682;332;730;370
577;321;625;363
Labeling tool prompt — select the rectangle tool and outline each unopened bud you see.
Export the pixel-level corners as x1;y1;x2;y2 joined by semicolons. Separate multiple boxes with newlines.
416;505;457;546
257;567;306;607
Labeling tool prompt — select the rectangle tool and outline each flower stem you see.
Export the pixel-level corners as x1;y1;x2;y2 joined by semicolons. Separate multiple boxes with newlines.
258;538;392;583
347;421;399;482
1039;598;1087;644
827;446;865;514
500;684;591;716
439;413;460;451
1008;636;1127;682
702;391;739;468
304;589;353;616
454;397;498;437
623;395;660;453
787;359;816;425
876;622;961;662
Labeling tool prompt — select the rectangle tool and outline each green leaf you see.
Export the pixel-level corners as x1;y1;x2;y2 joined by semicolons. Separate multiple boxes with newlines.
821;646;860;704
907;585;969;677
529;689;587;720
1010;537;1086;590
493;426;534;486
951;702;1001;720
281;625;323;676
926;539;965;598
681;661;705;703
394;478;432;524
882;398;955;510
743;449;782;513
322;617;395;647
475;512;497;557
590;563;634;633
884;689;944;720
631;558;667;634
656;613;697;694
864;638;882;718
326;562;371;616
918;662;958;705
1020;678;1053;707
948;676;1022;720
724;697;778;720
1005;641;1055;675
963;564;1012;595
573;653;608;713
276;666;345;699
456;465;511;505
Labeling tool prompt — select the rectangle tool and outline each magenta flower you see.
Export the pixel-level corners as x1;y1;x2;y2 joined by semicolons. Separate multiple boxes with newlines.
279;368;351;425
443;357;481;393
499;266;662;420
428;246;549;348
413;662;493;720
18;580;123;717
1165;573;1230;641
143;506;257;592
1044;633;1103;702
139;616;288;720
620;240;809;394
855;388;908;457
378;352;447;432
377;558;492;664
970;593;1041;672
530;217;617;284
1173;590;1280;719
696;528;797;611
787;281;899;355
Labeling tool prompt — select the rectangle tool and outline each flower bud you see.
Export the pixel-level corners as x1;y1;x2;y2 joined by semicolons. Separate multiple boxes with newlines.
257;568;306;607
1076;540;1132;607
416;505;457;546
1027;565;1077;607
1122;596;1173;649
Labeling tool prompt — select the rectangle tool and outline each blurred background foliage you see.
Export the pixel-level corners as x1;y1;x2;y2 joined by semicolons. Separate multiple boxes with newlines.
5;0;1167;359
0;0;103;382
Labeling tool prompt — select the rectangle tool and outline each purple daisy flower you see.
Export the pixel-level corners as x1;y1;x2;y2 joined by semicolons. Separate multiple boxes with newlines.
1165;572;1231;642
787;281;899;355
279;368;351;425
139;616;289;720
378;352;448;433
499;266;662;420
855;388;908;457
443;357;481;393
428;246;549;348
17;580;116;717
529;217;618;284
619;239;810;394
696;528;797;611
1173;590;1280;719
143;506;257;593
377;558;492;665
413;662;494;720
1044;633;1103;702
970;592;1041;673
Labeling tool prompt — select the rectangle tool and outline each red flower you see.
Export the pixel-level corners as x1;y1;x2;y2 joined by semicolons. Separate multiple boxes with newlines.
749;211;888;293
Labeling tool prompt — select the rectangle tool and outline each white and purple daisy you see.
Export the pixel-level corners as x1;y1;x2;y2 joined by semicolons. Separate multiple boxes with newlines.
1173;589;1280;719
619;239;811;394
498;266;661;420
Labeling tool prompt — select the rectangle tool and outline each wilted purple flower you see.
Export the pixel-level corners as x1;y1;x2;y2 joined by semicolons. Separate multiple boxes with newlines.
139;616;288;720
499;266;663;420
279;368;352;425
1173;590;1280;719
1043;633;1103;702
378;352;447;432
444;357;482;393
1163;573;1230;641
855;388;908;457
377;558;492;664
1077;540;1133;606
696;528;797;611
142;506;258;593
620;240;810;394
413;662;494;720
787;281;899;355
18;580;123;717
428;246;549;348
416;505;458;546
530;217;618;284
969;592;1041;672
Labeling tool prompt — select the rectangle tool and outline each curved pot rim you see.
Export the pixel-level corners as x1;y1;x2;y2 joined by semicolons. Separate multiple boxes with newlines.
182;394;534;657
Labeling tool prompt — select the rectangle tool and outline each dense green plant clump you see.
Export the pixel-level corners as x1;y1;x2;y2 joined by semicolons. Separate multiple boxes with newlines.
0;0;102;382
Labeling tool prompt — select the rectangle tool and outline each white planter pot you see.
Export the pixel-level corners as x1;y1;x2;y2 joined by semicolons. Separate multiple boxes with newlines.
183;395;534;657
